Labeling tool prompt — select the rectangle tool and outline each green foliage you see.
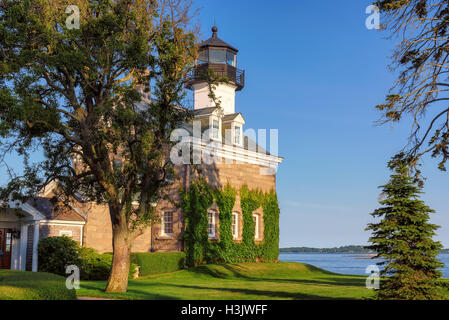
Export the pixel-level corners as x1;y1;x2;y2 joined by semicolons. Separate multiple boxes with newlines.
0;270;77;300
77;262;381;300
181;177;214;266
130;252;186;276
180;180;280;267
79;247;113;281
38;237;136;280
0;0;197;291
260;191;280;261
80;250;136;280
366;163;444;300
214;183;237;263
375;0;411;12
38;236;82;276
373;1;449;174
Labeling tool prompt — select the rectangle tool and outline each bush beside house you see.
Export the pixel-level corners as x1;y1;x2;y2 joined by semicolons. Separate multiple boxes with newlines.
38;236;137;280
38;236;185;280
38;236;82;276
131;252;186;276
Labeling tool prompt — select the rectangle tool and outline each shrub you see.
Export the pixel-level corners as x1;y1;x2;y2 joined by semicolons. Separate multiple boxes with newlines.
80;249;138;280
131;252;186;276
0;270;76;300
38;236;137;280
79;247;111;280
38;236;81;276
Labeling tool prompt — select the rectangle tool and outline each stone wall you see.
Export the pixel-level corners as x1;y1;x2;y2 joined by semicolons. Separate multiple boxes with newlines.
82;202;152;254
197;161;277;193
47;161;276;254
39;224;83;244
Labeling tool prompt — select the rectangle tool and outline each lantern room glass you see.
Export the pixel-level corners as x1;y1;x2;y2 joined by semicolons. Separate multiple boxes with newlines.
209;49;226;64
198;48;237;67
226;51;236;67
198;49;208;64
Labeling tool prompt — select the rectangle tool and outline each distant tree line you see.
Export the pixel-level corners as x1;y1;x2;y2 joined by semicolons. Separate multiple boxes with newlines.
279;245;449;254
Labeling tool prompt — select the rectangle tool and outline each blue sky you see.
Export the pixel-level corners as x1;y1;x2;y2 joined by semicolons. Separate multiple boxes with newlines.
195;0;449;248
1;1;448;248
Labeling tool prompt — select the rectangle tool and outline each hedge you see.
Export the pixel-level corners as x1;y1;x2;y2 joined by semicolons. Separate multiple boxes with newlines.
131;252;186;276
0;270;77;300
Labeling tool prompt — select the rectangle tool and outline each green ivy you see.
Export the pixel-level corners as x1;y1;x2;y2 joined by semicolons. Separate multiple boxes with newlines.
180;180;280;267
180;177;214;266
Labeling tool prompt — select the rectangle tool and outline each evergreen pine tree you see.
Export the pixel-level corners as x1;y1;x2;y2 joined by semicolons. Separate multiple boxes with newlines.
366;161;444;300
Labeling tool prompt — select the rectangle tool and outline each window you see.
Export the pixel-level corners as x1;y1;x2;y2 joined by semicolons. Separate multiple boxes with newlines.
253;214;259;240
59;230;73;238
234;126;241;145
198;49;208;64
226;51;236;67
5;232;11;253
162;212;173;236
232;212;239;239
212;119;220;139
209;49;226;64
208;211;216;238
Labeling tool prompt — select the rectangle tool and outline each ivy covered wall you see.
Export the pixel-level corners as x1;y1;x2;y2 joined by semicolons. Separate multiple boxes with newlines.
180;178;280;267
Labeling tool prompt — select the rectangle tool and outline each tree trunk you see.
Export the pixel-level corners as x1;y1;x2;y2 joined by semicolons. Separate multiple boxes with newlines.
105;217;131;293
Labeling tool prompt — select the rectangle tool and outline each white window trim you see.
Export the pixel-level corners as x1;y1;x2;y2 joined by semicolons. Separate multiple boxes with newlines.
210;116;222;142
161;211;173;237
253;214;259;240
59;230;73;238
208;211;216;238
232;212;239;239
233;124;242;146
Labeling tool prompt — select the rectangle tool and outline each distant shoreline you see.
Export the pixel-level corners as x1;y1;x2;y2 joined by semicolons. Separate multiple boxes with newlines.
279;245;374;254
280;246;449;254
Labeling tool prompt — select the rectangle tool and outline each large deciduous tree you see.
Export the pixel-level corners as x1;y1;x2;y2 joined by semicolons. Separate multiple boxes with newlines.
0;0;197;292
375;0;449;178
366;158;443;300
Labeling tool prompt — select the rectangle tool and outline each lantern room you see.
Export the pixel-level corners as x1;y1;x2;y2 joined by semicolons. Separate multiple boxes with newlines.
187;26;245;91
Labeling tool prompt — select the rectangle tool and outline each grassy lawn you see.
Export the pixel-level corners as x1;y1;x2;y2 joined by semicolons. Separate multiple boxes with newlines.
0;270;77;300
78;262;376;300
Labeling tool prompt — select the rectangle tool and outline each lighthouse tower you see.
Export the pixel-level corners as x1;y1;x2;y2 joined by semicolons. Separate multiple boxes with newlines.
187;26;245;115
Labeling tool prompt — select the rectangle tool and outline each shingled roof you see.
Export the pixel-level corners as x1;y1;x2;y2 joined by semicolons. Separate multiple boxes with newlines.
200;26;239;53
27;197;86;222
193;106;220;117
222;113;244;122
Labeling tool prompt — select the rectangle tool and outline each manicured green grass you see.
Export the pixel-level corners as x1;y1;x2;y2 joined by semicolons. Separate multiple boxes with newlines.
0;270;77;300
78;262;376;300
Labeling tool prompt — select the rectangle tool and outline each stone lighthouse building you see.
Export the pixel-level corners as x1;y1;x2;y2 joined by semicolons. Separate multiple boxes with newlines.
0;27;283;271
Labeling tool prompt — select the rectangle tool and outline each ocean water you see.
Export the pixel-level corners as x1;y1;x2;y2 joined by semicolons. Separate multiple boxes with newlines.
279;253;449;278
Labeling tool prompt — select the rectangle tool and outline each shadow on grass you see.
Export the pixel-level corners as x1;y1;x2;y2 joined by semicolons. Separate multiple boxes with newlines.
190;264;366;288
80;283;181;300
78;263;370;300
144;282;353;300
